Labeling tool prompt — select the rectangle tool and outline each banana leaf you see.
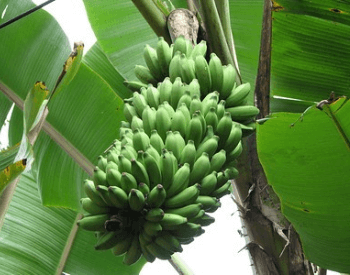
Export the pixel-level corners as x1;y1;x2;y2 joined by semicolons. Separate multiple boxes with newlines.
0;172;145;274
257;97;350;272
270;0;350;111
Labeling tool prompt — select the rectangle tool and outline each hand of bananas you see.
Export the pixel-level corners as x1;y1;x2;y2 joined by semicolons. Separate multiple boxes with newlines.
78;36;259;265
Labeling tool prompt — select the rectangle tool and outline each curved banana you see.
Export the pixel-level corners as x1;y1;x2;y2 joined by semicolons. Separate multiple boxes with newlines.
164;184;201;208
147;184;167;208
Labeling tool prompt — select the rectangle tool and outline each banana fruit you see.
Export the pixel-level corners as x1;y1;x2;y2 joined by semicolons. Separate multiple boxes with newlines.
79;35;259;265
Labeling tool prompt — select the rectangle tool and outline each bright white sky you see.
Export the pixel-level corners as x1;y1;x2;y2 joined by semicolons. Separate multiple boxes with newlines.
1;0;339;274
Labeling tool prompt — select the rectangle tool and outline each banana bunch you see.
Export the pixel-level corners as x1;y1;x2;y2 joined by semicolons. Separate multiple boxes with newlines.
79;36;259;266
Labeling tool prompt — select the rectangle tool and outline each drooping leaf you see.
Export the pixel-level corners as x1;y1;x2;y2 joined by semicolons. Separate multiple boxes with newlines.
257;98;350;272
1;0;126;210
0;173;145;275
271;0;350;111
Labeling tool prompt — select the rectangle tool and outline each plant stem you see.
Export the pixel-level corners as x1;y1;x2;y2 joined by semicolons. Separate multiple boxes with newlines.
131;0;172;44
317;268;327;275
186;0;196;12
197;0;234;68
0;0;57;30
214;0;242;84
168;253;194;275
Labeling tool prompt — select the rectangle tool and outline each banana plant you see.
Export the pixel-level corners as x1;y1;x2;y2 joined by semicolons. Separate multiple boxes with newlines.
0;0;349;274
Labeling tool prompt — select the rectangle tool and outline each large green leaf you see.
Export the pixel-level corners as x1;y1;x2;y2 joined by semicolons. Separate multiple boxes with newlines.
0;172;145;274
82;0;157;80
271;0;350;111
83;42;132;99
0;0;127;210
257;98;350;272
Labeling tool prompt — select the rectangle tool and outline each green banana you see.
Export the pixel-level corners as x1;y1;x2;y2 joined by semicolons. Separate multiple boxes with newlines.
166;163;191;198
209;150;226;173
112;234;133;256
143;221;162;236
195;196;219;211
194;55;211;96
138;182;150;196
131;158;150;187
155;104;172;140
117;155;132;173
226;106;260;122
93;167;108;187
158;77;173;104
216;112;233;149
173;35;188;56
123;234;142;265
170;77;184;109
139;232;156;263
195;135;219;159
97;156;107;171
226;141;243;162
193;213;215;227
186;112;203;147
124;80;148;92
95;185;114;206
177;102;191;125
200;171;218;195
148;184;167;208
155;232;183;253
106;150;119;164
108;186;128;209
131;115;144;131
134;65;157;85
80;197;109;215
189;153;210;185
132;92;148;117
120;172;138;193
164;203;202;219
84;180;108;207
211;180;231;198
157;37;172;76
146;241;173;260
169;51;182;82
224;167;240;180
202;93;218;117
209;53;223;93
177;91;192;110
95;230;128;250
190;40;207;60
190;94;203;115
77;214;109;231
220;64;237;100
106;167;121;187
160;150;175;190
225;82;251;107
159;213;187;230
216;100;226;120
128;189;146;212
180;54;196;84
170;222;202;238
143;44;163;81
171;108;187;137
162;101;175;118
123;103;137;124
143;151;162;188
142;106;156;136
179;140;196;169
145;208;164;222
225;123;242;153
132;129;150;152
149;130;165;154
146;84;160;109
164;184;200;208
187;78;201;98
204;107;218;131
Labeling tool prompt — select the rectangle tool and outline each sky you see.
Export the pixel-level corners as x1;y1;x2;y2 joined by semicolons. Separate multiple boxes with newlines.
2;0;340;274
